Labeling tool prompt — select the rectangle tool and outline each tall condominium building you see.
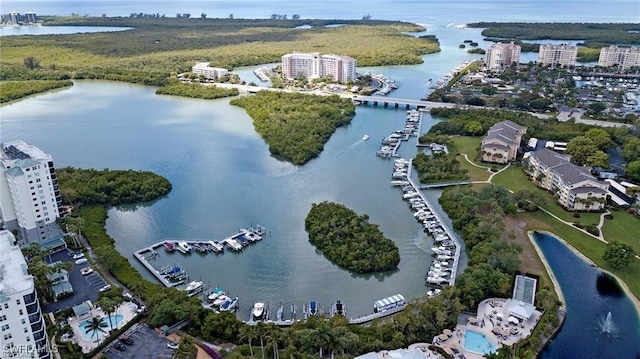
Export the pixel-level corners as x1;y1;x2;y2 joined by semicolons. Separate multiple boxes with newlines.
191;62;229;80
24;12;37;24
538;44;578;67
0;141;63;246
598;45;640;71
485;42;521;71
9;12;20;25
281;52;357;84
0;230;52;359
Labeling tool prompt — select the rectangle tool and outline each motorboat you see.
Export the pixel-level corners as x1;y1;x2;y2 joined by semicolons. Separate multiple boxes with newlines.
213;295;230;307
309;301;318;316
178;241;192;253
207;287;224;301
252;302;266;321
220;296;239;312
208;240;224;253
185;281;204;296
225;239;243;251
163;242;175;252
334;300;346;317
390;180;409;186
362;135;369;141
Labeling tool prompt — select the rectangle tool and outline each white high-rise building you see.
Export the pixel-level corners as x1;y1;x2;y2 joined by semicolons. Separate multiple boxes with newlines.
0;230;52;359
281;52;357;84
485;42;521;71
598;45;640;71
538;44;578;67
0;141;63;246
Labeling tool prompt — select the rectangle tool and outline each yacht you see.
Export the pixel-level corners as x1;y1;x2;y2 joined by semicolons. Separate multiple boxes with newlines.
178;241;192;253
207;287;224;302
185;281;204;296
362;135;370;141
213;295;230;307
252;302;266;321
163;242;175;252
208;240;225;253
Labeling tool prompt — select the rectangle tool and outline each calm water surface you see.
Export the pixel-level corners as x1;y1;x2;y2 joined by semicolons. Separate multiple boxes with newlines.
1;0;639;351
534;233;640;358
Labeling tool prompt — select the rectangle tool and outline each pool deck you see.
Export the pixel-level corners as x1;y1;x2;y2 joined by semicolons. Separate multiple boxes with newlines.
63;301;139;353
432;298;542;359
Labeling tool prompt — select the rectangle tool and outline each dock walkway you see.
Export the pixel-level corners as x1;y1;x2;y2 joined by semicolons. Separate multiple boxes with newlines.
133;226;267;289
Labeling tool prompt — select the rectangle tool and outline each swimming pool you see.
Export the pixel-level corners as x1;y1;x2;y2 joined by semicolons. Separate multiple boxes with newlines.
464;329;497;355
77;314;124;341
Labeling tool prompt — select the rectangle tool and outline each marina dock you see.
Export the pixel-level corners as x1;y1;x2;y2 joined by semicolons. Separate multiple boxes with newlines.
377;109;422;158
133;225;267;289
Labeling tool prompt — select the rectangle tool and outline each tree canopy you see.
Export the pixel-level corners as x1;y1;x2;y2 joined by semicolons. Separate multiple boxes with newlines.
304;201;400;273
231;92;355;165
57;167;172;205
602;241;635;270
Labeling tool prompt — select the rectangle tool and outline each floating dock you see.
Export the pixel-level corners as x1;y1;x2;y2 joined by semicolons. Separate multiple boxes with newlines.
133;225;267;288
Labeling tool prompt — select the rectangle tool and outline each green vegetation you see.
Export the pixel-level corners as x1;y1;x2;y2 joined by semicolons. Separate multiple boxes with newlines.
467;48;485;55
156;81;239;99
304;201;400;273
56;167;172;205
0;80;73;102
413;151;469;183
603;241;636;270
1;17;439;87
468;22;640;47
230;91;355;165
602;210;640;254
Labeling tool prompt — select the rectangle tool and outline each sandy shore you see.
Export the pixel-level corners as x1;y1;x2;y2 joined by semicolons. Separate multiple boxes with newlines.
529;230;640;316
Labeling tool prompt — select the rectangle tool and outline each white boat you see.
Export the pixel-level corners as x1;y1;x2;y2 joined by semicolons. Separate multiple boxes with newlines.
252;302;266;321
390;180;409;186
185;281;204;296
220;296;239;312
213;295;230;307
208;240;225;253
207;287;224;301
225;239;243;251
178;241;192;253
362;135;369;141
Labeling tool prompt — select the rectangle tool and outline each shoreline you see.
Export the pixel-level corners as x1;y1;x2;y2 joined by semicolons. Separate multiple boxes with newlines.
529;230;640;317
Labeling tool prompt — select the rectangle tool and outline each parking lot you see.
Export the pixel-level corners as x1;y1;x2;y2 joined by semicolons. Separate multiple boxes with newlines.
103;325;176;359
43;249;108;313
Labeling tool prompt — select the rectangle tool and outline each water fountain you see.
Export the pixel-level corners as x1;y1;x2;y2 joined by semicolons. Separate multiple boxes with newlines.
599;312;614;333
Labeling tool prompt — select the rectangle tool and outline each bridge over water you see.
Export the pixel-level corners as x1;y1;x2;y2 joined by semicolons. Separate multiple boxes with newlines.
351;95;460;110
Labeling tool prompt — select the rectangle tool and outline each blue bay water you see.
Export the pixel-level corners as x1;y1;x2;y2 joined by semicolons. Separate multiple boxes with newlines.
1;0;639;353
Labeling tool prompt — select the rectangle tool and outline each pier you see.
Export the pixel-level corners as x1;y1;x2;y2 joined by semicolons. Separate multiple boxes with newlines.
133;225;267;289
418;180;473;189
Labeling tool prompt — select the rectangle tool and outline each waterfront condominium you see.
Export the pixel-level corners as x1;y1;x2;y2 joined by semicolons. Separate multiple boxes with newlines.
281;52;357;84
537;44;578;67
191;62;229;80
0;141;63;246
484;42;521;71
598;45;640;72
0;230;52;359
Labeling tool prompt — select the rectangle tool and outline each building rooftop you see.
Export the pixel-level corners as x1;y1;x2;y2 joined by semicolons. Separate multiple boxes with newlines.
553;162;598;186
570;186;607;195
529;148;571;168
0;230;33;300
483;120;527;147
512;275;537;305
1;140;50;162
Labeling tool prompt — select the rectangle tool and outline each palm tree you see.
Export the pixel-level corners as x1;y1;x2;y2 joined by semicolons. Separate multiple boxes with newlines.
65;215;84;248
265;323;281;359
313;324;333;358
84;316;108;342
174;335;197;359
238;324;255;358
256;322;266;359
97;297;119;331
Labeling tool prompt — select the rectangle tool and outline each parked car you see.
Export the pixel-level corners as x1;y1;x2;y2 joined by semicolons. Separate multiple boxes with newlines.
72;253;85;260
113;342;126;351
119;336;134;345
98;284;112;292
74;258;88;265
167;341;179;349
80;267;93;276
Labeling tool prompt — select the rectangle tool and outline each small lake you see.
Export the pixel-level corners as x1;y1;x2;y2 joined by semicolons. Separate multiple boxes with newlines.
0;25;132;36
534;232;640;359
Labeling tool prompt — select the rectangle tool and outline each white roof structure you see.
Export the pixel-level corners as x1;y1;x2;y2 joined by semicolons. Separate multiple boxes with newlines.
374;294;405;309
504;299;537;320
512;275;537;305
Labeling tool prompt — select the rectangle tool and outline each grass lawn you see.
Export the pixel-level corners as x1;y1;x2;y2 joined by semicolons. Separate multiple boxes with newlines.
451;136;492;181
492;165;601;226
458;156;491;181
523;211;640;303
602;209;640;254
